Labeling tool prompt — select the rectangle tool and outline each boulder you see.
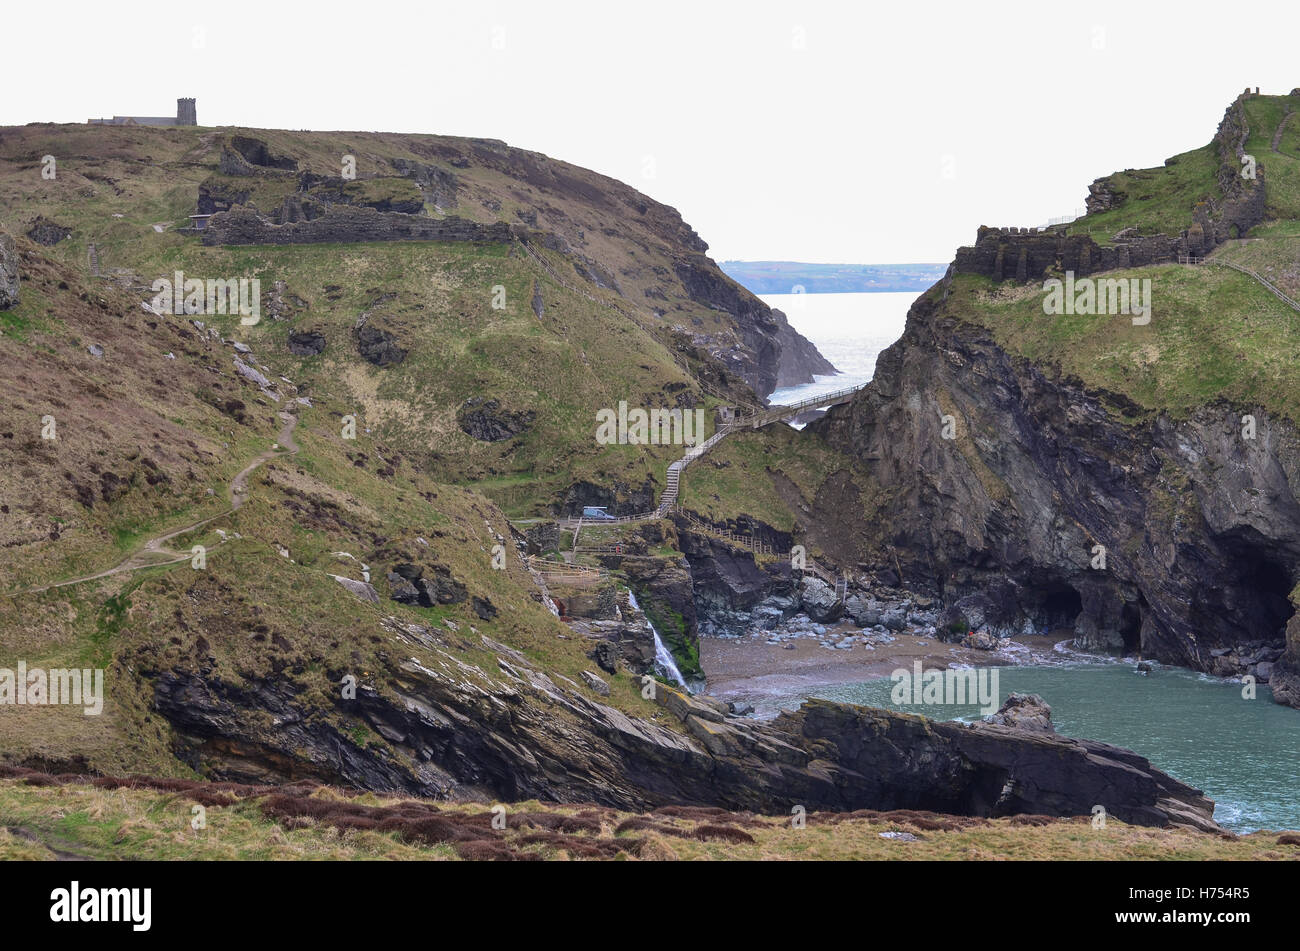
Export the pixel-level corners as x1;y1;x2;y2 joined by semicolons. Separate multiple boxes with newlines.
355;325;406;367
330;575;378;603
962;630;1010;651
800;576;842;623
580;670;610;697
587;641;620;675
288;330;326;356
985;693;1055;733
845;594;882;627
25;217;71;246
880;605;908;632
386;572;421;605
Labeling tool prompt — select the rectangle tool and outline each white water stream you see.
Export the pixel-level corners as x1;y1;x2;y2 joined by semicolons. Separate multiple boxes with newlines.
627;589;688;688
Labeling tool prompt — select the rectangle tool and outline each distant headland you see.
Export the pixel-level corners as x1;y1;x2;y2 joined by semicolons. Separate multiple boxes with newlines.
721;260;948;294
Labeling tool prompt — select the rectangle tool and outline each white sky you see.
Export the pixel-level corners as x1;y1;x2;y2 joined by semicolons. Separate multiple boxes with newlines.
7;0;1298;264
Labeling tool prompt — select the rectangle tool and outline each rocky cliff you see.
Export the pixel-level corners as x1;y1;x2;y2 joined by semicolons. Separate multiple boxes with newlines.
812;278;1300;702
809;90;1300;705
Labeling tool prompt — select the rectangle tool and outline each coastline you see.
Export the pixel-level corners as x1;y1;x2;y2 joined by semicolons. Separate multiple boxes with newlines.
702;625;1065;717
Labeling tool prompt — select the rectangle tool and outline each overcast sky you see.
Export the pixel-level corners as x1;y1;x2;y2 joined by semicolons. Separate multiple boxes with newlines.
8;0;1298;264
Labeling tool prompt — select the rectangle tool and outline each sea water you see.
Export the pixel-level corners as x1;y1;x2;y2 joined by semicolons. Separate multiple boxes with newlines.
761;290;914;408
810;663;1300;833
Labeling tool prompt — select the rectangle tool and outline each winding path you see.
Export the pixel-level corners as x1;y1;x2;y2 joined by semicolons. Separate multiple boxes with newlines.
556;383;865;529
9;413;299;596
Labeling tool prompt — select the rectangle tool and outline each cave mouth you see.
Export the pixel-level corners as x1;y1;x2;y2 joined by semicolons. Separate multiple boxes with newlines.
1231;550;1294;644
1029;583;1082;634
1119;600;1143;653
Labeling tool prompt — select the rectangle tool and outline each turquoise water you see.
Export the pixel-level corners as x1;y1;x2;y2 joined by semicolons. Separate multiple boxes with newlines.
809;664;1300;833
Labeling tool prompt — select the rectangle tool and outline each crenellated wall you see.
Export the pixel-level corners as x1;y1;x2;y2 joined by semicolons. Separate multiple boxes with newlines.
958;93;1269;283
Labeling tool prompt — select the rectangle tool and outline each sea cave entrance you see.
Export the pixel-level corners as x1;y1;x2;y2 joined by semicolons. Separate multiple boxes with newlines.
1231;550;1294;643
1032;583;1083;635
1118;599;1143;653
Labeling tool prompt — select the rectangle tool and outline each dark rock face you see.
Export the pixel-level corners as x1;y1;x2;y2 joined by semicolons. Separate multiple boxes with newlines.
197;179;251;215
386;571;422;605
148;651;1217;832
392;158;459;210
0;234;17;310
674;522;796;636
457;398;535;442
301;178;424;215
558;479;657;519
202;206;518;247
1272;617;1300;707
287;330;326;356
673;254;835;398
385;563;466;607
587;641;620;674
812;287;1300;704
523;522;559;555
355;325;406;367
565;584;662;676
220;135;298;175
25;217;71;246
1209;93;1270;242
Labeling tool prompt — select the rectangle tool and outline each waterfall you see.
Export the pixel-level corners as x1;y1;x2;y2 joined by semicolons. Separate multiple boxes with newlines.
627;589;688;689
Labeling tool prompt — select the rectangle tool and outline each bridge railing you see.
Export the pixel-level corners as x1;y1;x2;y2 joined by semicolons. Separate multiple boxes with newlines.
736;384;866;428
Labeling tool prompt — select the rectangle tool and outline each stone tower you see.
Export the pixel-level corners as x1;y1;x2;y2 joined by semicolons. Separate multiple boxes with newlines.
177;98;197;126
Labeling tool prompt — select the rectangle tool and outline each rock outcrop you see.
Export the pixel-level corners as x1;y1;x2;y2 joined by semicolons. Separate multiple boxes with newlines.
25;216;71;246
202;206;518;247
457;398;535;442
985;693;1055;732
220;135;298;175
148;642;1217;831
287;330;326;356
0;233;17;310
674;253;834;396
355;324;407;367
